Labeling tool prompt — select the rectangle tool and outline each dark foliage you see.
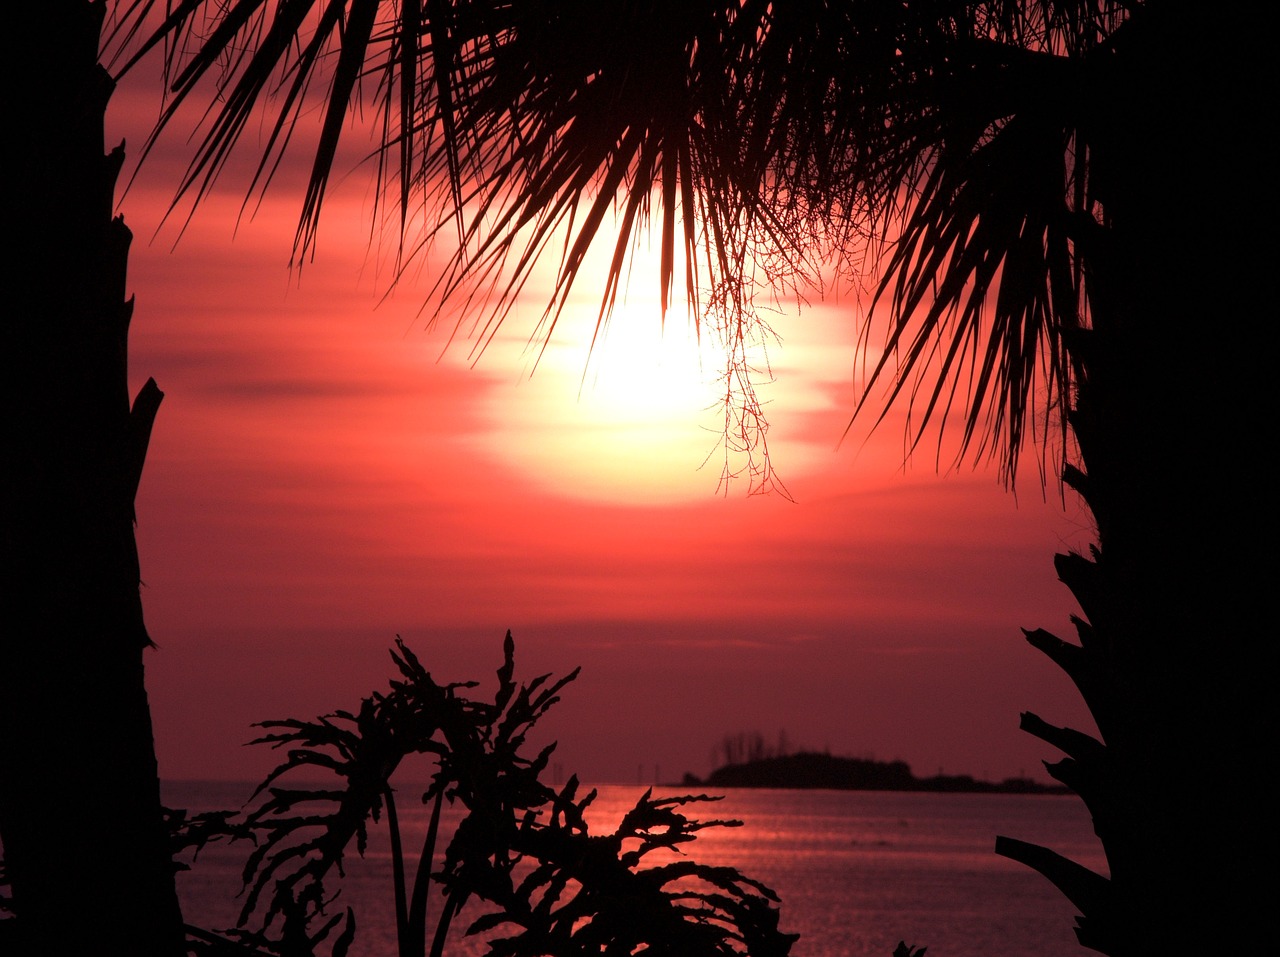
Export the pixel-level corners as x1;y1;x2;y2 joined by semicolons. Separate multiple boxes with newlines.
107;0;1131;491
175;633;798;957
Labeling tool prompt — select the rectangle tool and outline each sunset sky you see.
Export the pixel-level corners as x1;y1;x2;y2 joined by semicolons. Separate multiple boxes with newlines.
109;65;1096;789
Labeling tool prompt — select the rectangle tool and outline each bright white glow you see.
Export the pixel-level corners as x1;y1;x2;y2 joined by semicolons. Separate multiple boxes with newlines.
491;301;735;504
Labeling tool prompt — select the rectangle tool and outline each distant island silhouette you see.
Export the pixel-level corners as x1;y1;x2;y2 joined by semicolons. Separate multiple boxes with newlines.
683;752;1069;795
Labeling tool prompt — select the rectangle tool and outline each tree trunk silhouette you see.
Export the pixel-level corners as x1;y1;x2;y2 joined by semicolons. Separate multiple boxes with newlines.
997;8;1264;953
1;2;185;954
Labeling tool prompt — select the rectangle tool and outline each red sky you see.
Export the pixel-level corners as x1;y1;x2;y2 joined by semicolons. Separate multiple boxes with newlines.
109;68;1096;788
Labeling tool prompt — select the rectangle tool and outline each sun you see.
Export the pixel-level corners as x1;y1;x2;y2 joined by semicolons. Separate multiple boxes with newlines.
481;300;738;504
578;308;725;427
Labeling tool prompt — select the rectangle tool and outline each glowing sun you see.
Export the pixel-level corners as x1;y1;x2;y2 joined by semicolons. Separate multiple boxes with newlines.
485;302;738;504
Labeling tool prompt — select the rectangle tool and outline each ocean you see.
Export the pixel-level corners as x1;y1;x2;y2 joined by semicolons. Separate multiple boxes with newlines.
165;780;1105;957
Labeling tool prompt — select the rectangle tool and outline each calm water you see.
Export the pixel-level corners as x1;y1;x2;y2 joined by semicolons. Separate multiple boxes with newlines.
165;780;1105;957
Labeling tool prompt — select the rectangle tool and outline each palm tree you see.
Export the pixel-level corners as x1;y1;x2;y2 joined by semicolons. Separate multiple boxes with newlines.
2;3;183;955
3;1;1263;954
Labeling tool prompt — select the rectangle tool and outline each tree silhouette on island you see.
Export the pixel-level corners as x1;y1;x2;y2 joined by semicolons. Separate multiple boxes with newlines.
689;751;1069;795
3;3;1266;957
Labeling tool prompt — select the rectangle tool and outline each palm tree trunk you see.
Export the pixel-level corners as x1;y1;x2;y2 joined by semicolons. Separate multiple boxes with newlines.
1;2;185;954
998;8;1265;953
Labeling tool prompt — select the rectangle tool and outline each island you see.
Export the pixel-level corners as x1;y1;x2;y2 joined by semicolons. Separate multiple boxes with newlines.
682;751;1069;795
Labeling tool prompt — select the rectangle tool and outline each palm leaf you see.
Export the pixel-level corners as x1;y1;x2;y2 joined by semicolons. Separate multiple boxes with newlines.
115;0;1135;480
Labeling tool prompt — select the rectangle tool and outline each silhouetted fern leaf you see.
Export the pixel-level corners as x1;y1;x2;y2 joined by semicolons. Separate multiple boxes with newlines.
180;631;795;956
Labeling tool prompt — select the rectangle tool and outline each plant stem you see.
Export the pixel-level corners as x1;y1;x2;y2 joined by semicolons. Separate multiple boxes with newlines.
409;788;445;957
385;788;410;957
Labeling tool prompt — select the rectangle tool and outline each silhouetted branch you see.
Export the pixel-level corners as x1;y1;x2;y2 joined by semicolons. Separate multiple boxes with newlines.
995;836;1112;915
1018;712;1104;766
1062;462;1089;500
1021;628;1085;678
994;836;1115;952
1053;552;1105;627
128;377;164;503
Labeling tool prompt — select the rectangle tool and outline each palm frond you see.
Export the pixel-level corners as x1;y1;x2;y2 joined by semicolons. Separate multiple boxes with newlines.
113;0;1137;481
